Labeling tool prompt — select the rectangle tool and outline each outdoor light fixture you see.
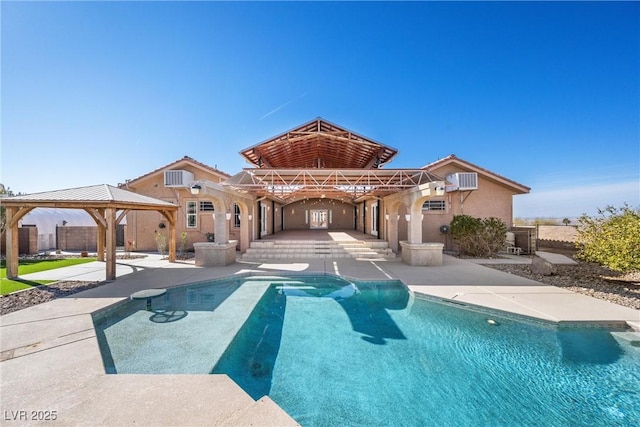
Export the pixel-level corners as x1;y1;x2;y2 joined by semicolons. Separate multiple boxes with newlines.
385;214;389;220
405;214;411;222
225;212;232;221
248;214;252;221
190;184;202;195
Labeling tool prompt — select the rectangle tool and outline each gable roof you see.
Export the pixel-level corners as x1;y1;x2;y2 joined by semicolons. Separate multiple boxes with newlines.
239;118;398;169
122;156;231;187
423;154;530;194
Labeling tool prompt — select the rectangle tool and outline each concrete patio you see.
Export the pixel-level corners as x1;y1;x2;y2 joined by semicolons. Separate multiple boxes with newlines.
1;251;638;425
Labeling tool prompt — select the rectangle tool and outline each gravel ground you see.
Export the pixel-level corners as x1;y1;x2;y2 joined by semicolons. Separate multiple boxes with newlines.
483;260;640;311
1;280;103;315
2;254;639;315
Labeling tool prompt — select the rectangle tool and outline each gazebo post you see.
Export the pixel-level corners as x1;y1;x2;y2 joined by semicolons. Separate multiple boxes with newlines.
97;222;105;261
105;207;117;280
5;207;19;279
168;211;176;262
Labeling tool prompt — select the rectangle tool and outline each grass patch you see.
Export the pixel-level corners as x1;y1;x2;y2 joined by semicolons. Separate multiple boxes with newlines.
0;257;97;295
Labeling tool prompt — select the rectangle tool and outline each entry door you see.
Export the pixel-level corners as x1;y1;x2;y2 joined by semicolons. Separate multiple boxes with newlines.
310;210;328;229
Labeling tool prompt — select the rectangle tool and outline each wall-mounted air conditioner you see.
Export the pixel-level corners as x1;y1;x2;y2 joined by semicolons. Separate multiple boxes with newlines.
164;170;194;188
445;172;478;192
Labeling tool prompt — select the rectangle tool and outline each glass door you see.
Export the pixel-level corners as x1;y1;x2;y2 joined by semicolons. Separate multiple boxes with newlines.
310;210;328;229
371;203;378;236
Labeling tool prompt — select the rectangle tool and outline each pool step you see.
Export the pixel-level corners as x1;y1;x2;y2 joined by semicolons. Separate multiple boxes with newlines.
222;396;299;426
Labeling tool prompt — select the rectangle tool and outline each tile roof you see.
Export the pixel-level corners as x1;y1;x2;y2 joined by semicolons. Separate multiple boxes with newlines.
123;155;230;187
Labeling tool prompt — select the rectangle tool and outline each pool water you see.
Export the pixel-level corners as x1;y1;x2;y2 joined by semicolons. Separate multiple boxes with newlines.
94;275;640;426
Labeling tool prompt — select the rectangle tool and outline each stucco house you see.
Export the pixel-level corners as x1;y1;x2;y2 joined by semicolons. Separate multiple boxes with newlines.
120;119;530;260
121;156;231;253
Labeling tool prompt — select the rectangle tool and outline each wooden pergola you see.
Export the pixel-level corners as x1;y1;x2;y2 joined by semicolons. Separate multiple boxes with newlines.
240;118;398;169
2;184;178;281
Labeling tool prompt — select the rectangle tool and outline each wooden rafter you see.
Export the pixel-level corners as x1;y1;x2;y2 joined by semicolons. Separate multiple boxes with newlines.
240;118;398;169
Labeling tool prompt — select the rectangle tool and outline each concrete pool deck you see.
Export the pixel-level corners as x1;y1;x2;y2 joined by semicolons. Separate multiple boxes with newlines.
1;252;639;426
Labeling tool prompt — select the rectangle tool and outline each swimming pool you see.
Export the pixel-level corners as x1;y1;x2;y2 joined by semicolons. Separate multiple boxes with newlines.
93;274;640;426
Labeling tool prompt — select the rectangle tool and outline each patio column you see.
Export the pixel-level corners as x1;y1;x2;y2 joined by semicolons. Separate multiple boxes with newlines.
240;210;250;253
214;211;229;244
387;214;399;253
407;203;423;244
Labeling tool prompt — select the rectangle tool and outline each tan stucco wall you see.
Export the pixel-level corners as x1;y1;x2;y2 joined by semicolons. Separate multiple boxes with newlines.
124;164;231;252
419;163;518;248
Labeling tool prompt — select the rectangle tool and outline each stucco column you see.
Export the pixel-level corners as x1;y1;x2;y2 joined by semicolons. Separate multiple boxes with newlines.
214;212;229;244
407;204;423;244
240;211;250;253
387;215;399;253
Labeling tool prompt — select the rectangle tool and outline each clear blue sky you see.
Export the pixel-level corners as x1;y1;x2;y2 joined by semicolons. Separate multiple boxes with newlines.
2;1;638;218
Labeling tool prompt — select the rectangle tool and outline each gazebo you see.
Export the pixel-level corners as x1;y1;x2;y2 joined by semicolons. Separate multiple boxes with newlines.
2;184;178;281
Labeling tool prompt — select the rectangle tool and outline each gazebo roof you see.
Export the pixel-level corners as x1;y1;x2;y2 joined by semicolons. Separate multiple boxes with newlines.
1;184;177;210
239;118;398;169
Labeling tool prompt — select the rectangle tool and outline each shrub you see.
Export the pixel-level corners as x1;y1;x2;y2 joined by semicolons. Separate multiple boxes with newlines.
450;215;507;257
576;205;640;272
155;232;167;257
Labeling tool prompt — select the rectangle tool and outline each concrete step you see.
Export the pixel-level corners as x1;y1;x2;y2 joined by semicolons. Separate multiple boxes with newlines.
242;239;395;260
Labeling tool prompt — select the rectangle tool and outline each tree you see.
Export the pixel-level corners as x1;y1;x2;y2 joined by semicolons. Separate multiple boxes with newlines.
562;218;571;226
0;184;17;234
576;204;640;272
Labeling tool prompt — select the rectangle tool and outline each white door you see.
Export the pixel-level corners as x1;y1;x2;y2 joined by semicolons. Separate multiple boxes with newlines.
310;210;328;229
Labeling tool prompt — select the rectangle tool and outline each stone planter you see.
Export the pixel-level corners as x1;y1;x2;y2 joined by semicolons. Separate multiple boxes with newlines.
400;241;444;266
194;241;237;267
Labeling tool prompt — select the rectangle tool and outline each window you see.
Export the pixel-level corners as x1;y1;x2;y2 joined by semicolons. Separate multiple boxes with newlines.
422;200;446;211
186;201;197;228
199;201;214;212
233;203;241;228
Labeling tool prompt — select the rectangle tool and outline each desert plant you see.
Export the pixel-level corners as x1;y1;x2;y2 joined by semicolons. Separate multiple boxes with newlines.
155;231;167;257
449;215;507;257
576;204;640;272
180;231;188;256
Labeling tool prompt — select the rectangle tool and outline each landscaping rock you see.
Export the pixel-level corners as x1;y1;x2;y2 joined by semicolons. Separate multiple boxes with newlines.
530;257;556;276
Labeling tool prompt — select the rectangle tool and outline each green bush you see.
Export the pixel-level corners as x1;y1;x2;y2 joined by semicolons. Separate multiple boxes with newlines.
450;215;507;257
155;232;167;256
576;205;640;272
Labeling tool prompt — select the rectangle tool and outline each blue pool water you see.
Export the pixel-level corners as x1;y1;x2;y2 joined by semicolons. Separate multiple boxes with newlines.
94;275;640;426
